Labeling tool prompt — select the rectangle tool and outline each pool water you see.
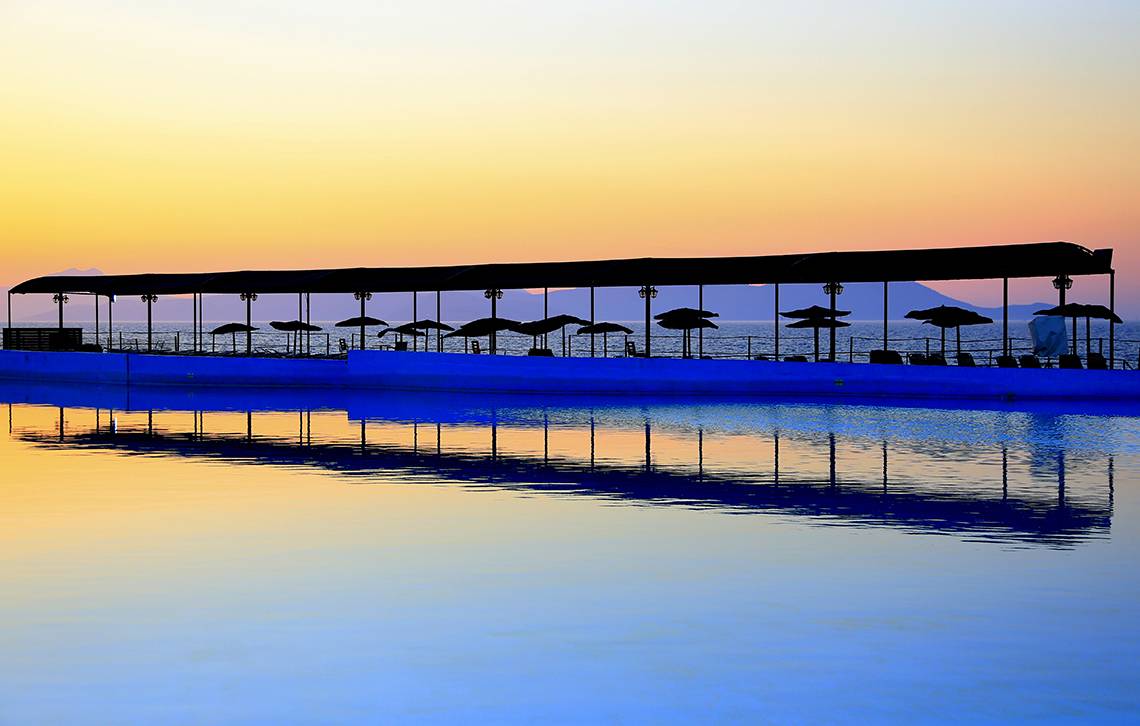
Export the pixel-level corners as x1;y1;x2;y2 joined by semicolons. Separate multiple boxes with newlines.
1;386;1138;722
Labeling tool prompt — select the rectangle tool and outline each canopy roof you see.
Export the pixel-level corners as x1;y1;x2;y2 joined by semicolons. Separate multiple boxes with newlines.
10;241;1112;297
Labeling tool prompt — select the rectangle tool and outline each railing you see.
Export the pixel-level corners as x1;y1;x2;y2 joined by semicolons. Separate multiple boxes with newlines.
5;326;1139;370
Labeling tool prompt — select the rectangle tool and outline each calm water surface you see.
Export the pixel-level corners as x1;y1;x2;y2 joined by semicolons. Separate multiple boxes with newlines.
1;384;1138;723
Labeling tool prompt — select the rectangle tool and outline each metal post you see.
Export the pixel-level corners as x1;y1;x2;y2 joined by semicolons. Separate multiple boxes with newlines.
191;293;197;352
774;283;779;360
1002;277;1009;356
359;293;366;351
490;290;498;354
640;285;656;357
241;292;256;355
590;286;595;358
412;291;418;352
698;284;704;358
142;294;157;352
882;281;888;351
95;292;99;349
5;291;10;344
828;285;836;361
1109;270;1115;369
543;287;549;350
306;293;311;355
54;293;66;329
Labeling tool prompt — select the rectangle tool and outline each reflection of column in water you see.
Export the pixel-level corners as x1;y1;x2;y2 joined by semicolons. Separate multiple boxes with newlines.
644;420;651;474
543;413;549;465
698;429;704;482
360;419;365;454
588;412;597;469
298;411;303;445
148;410;154;437
245;411;251;443
829;433;836;487
307;411;311;446
1109;456;1115;511
436;422;441;457
413;422;418;454
58;407;64;441
1002;446;1008;502
773;430;780;485
882;441;888;494
1057;451;1065;508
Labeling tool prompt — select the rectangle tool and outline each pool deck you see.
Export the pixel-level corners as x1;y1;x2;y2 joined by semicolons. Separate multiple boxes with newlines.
1;348;1138;401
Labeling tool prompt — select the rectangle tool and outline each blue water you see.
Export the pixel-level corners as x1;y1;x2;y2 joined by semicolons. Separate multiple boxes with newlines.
1;384;1138;722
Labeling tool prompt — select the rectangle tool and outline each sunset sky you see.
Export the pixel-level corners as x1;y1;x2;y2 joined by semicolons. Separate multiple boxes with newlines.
1;1;1137;307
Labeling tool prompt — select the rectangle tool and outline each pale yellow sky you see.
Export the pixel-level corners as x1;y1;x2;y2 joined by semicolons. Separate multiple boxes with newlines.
1;1;1137;304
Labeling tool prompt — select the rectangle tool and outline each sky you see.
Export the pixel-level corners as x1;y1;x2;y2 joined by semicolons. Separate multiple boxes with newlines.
1;1;1137;308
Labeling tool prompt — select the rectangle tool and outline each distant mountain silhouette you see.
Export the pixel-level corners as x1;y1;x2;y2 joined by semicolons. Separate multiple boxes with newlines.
4;273;1058;323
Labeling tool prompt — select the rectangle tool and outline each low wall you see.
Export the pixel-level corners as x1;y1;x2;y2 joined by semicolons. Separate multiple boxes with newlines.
1;349;1137;401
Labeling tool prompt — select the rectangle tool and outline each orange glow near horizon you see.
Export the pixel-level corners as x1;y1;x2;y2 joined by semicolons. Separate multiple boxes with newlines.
0;2;1136;301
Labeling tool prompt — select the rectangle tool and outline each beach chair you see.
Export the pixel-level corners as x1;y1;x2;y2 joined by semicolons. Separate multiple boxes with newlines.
956;352;976;367
908;353;927;365
338;338;348;353
1058;354;1083;369
1018;354;1041;369
528;347;554;357
784;355;808;362
870;350;903;364
996;355;1018;368
393;341;408;351
926;354;947;366
625;340;638;357
1088;352;1108;370
471;340;481;354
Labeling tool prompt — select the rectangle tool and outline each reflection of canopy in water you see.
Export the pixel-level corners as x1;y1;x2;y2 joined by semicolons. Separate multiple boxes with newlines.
17;411;1112;548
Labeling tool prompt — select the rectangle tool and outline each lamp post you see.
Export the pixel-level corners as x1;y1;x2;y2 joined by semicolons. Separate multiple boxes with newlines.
484;288;503;354
353;291;371;351
140;294;158;351
1052;274;1074;354
639;285;657;357
52;293;68;329
823;281;843;360
240;292;257;355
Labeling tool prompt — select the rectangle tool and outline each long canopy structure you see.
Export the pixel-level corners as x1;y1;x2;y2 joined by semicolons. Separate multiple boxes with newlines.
9;242;1113;296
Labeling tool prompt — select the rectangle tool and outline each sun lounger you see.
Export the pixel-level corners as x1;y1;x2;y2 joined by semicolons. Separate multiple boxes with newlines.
870;350;903;364
956;353;976;367
1088;352;1108;370
1059;354;1083;369
1019;354;1041;368
996;355;1018;368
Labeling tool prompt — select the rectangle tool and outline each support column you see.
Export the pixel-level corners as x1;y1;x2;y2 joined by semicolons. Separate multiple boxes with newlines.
241;292;257;355
1109;270;1116;369
590;286;595;358
54;293;67;329
94;292;100;349
639;285;656;357
1002;278;1009;356
485;288;503;354
353;291;371;351
412;291;418;352
108;295;114;350
774;283;779;360
192;293;197;352
436;291;442;352
698;284;704;359
543;287;549;350
306;293;311;355
5;291;10;340
882;281;888;351
141;294;157;352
